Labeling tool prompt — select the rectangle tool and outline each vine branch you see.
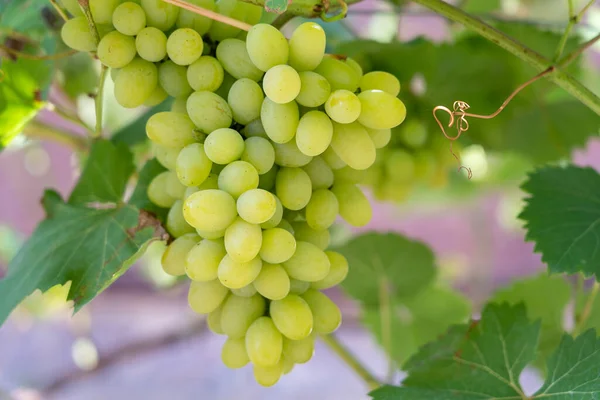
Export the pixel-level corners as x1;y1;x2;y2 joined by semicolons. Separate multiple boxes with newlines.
23;121;88;151
49;0;70;22
162;0;253;30
553;0;596;61
0;45;77;61
77;0;100;45
410;0;600;117
94;66;108;138
574;281;600;337
320;333;381;390
237;0;361;18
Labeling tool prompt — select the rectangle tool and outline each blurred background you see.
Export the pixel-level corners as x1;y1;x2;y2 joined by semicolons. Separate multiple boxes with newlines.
1;0;599;399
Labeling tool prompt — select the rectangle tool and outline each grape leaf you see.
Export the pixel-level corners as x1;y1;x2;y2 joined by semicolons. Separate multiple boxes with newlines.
110;100;173;146
129;158;169;221
519;165;600;278
490;273;571;369
370;303;540;399
68;140;135;205
0;0;49;35
264;0;288;14
363;285;471;365
0;191;165;325
336;232;436;306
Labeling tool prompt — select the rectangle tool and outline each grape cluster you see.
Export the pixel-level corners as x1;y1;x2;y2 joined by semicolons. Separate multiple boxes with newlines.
60;0;407;386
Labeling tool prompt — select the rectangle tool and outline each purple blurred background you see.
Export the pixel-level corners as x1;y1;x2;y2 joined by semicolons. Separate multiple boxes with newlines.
1;1;599;399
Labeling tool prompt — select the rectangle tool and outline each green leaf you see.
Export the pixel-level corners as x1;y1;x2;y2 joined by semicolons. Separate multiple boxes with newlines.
110;100;173;146
264;0;288;14
520;165;600;278
363;285;471;365
533;329;600;398
0;191;166;325
0;57;52;149
0;0;49;35
129;158;169;221
337;232;436;306
68;140;135;205
490;273;571;369
370;303;540;400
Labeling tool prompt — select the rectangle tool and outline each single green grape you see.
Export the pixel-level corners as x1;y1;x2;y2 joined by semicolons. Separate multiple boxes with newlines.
224;217;263;263
245;316;283;367
186;56;224;92
60;0;83;16
208;0;244;41
263;65;301;104
237;189;277;225
186;238;226;281
275;167;312;211
183;189;237;231
228;78;264;125
365;126;392;149
144;85;169;106
322;146;347;170
302;157;334;190
283;241;330;282
171;96;189;113
311;251;349;290
112;2;146;36
253;360;284;387
218;161;259;199
301;289;341;334
218;255;262;289
282;335;315;364
136;27;167;62
141;0;179;31
165;170;186;198
305;189;339;231
161;233;199;276
288;22;326;71
357;89;407;130
296;71;331;108
158;61;193;98
331;183;372;227
167;28;204;66
216;38;264;82
90;0;121;24
166;200;196;238
147;171;177;208
260;228;296;264
114;57;158;108
176;143;213;187
176;0;215;35
261;99;299;144
291;221;330;251
153;142;179;171
253;263;290;301
207;305;224;334
61;17;97;52
273;141;313;168
360;71;401;96
246;23;289;71
325;90;361;124
220;292;266;338
296;111;333;157
314;56;360;92
203;128;245;165
260;196;283;229
188;278;229;314
241;137;275;175
270;294;313;340
186;91;233;134
146;111;197;148
330;122;376;171
221;337;250;369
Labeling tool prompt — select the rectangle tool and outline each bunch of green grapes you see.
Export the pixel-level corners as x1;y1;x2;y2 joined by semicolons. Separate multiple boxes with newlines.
60;0;407;386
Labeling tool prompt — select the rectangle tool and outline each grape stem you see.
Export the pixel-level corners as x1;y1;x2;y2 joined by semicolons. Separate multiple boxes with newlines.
320;333;381;390
0;45;77;61
23;121;88;151
77;0;100;45
48;0;70;22
409;0;600;117
553;0;596;61
237;0;362;18
93;65;108;138
161;0;253;31
573;281;600;337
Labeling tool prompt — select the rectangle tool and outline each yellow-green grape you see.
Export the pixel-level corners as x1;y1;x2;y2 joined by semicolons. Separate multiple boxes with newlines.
166;28;203;66
221;337;250;369
273;141;313;168
296;71;331;108
96;24;116;39
146;111;197;148
97;31;136;69
136;27;167;62
186;91;233;134
60;0;83;16
258;165;278;191
207;305;225;334
260;196;283;229
291;221;330;250
176;143;213;187
270;295;313;340
165;170;186;198
241;118;268;139
305;189;339;231
112;2;147;36
241;137;275;175
283;208;303;223
224;217;262;263
296;111;333;157
283;356;295;375
61;17;97;52
185;238;226;281
322;146;347;170
260;228;296;264
153;142;179;170
325;90;361;124
283;335;315;364
220;293;266;338
236;189;277;224
204;128;244;165
144;85;169;106
260;98;299;144
218;255;262;289
171;96;188;113
216;38;264;81
301;289;341;334
197;173;219;190
275;167;312;211
345;57;363;78
161;233;199;276
253;263;290;300
141;0;179;31
158;61;193;98
398;119;428;149
228;78;264;125
302;157;334;190
331;122;376;171
187;56;224;92
263;65;301;104
218;161;259;198
246;24;289;71
314;56;360;92
147;171;177;208
311;251;349;289
89;0;121;24
360;71;401;96
231;284;257;297
289;278;310;294
357;90;407;130
253;361;284;387
166;200;195;238
283;241;330;282
114;58;158;108
365;127;392;149
183;189;237;231
333;166;368;184
331;183;372;227
245;317;283;367
208;0;244;41
288;22;326;71
385;149;415;182
176;0;215;35
188;279;229;314
240;1;263;25
277;220;294;236
196;227;226;240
